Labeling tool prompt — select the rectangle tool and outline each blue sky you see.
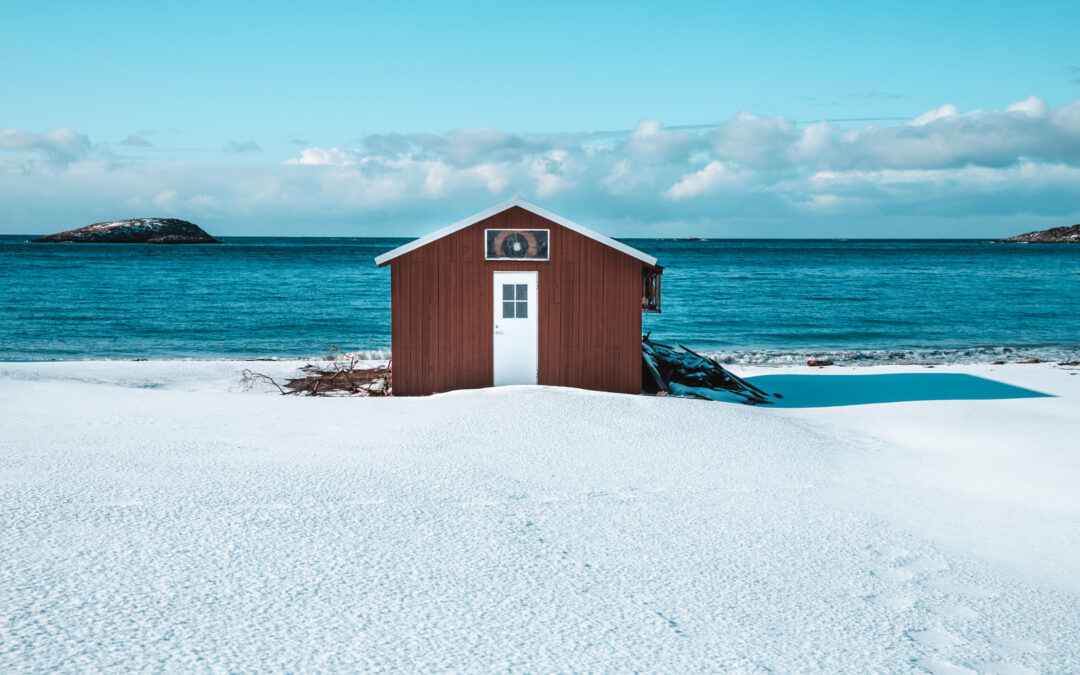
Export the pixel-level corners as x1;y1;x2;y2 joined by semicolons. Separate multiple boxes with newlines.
3;1;1080;236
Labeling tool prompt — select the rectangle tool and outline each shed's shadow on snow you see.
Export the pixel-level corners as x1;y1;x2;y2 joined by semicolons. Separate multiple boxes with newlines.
745;373;1052;408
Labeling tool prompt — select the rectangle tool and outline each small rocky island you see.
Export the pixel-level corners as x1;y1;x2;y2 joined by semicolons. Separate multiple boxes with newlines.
33;218;219;244
999;224;1080;243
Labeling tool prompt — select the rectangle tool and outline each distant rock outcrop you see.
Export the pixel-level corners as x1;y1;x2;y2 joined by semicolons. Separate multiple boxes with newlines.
33;218;219;244
999;224;1080;243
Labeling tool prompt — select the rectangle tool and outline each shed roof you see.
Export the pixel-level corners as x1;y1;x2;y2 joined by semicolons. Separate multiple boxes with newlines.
373;198;658;267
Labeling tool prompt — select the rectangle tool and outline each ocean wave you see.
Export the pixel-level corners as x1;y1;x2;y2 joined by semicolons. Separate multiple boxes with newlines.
335;349;392;361
335;345;1080;367
3;346;1077;368
699;345;1080;366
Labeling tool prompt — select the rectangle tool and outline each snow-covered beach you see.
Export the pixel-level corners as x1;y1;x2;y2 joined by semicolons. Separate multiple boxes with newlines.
2;360;1079;672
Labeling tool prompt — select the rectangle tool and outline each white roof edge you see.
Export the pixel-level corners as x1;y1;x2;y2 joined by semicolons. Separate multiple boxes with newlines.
374;197;658;267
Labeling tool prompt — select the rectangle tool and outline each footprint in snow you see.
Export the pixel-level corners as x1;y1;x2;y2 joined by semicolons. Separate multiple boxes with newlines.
989;635;1047;657
928;577;999;600
876;565;919;584
915;634;1040;675
969;661;1039;675
935;602;980;621
907;626;964;651
867;545;1043;674
872;592;916;612
916;656;976;675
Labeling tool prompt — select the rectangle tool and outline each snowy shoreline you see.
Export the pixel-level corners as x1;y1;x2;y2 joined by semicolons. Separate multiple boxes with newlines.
2;357;1078;400
5;341;1080;368
2;360;1079;671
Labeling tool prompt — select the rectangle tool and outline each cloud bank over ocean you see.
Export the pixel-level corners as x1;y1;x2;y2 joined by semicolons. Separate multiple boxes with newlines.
3;97;1080;236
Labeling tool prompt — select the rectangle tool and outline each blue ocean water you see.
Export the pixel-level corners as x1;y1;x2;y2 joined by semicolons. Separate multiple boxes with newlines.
2;235;1078;364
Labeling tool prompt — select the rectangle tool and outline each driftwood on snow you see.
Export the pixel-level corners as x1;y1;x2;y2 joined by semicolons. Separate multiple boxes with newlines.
243;340;772;402
242;356;391;396
642;336;776;405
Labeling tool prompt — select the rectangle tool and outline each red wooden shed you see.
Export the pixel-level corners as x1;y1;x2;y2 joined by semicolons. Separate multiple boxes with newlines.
374;198;662;396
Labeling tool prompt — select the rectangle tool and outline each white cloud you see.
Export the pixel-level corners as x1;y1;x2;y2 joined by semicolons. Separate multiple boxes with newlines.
422;161;451;196
791;122;829;161
909;104;959;126
1007;96;1048;117
0;127;93;167
666;161;743;200
602;159;640;194
626;119;695;163
284;147;353;166
5;97;1080;235
810;161;1080;193
1053;101;1080;133
152;190;179;209
188;194;220;210
467;163;509;193
528;149;575;197
711;113;799;169
803;193;846;211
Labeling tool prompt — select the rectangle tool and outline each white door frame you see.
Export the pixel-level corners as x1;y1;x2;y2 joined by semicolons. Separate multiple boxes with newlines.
492;271;539;386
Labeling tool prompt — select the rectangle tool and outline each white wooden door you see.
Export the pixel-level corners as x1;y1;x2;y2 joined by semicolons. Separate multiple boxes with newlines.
492;271;538;386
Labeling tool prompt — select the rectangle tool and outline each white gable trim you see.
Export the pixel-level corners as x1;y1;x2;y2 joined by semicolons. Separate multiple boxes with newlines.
373;198;658;267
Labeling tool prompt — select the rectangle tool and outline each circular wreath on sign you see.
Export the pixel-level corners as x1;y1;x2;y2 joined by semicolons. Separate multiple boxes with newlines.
493;230;540;258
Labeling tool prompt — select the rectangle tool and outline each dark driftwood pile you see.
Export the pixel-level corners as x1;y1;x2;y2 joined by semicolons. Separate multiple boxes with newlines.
243;358;391;396
243;341;772;402
642;336;776;405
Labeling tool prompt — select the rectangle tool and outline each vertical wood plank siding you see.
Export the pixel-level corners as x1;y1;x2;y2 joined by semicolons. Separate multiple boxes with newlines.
389;206;645;395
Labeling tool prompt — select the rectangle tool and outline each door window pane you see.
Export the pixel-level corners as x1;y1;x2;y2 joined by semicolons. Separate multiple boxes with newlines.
499;281;530;319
